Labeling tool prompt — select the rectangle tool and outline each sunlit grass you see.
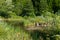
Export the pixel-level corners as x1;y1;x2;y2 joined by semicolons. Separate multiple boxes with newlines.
0;21;32;40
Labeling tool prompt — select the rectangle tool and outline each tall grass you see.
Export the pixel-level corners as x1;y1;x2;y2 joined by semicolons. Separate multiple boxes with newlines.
0;21;32;40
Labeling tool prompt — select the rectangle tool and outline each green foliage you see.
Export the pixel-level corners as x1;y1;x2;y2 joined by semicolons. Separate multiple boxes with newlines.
0;21;32;40
0;0;60;40
39;0;49;13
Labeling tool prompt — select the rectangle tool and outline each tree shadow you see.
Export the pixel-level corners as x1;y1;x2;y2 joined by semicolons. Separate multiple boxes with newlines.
30;31;41;40
30;30;50;40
